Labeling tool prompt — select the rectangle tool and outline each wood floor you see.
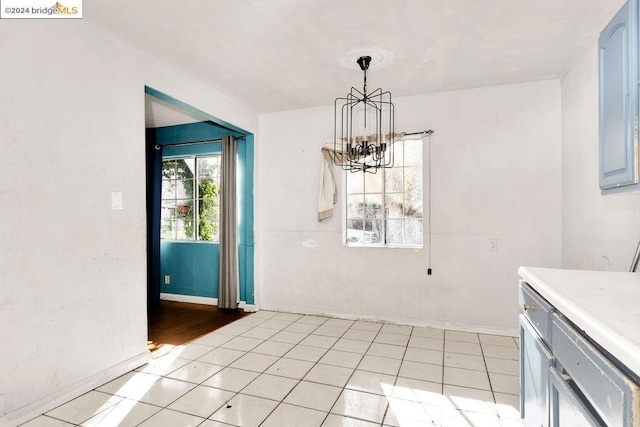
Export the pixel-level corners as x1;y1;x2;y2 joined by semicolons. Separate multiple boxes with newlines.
147;300;249;354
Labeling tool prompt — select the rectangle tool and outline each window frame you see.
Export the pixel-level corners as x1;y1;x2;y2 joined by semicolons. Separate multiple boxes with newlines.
344;138;424;248
161;154;221;243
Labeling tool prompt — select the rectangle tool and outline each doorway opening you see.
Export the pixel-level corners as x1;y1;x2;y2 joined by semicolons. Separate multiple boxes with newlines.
144;87;255;355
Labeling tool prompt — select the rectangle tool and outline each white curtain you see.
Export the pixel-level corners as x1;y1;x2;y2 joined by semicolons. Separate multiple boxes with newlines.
218;135;238;309
318;148;337;221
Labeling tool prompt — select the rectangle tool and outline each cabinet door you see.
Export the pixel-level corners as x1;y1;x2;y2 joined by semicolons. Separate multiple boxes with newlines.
520;315;554;427
599;0;638;190
549;367;603;426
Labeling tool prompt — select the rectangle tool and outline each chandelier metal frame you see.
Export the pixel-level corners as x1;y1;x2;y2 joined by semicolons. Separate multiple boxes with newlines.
334;56;395;173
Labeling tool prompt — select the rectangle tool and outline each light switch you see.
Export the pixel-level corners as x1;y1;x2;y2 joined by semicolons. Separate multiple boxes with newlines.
111;191;123;210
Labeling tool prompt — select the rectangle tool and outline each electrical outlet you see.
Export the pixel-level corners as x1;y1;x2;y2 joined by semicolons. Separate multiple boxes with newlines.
164;275;170;285
489;238;498;251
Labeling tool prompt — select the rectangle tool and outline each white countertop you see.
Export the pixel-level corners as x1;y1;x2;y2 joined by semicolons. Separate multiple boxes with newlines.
518;266;640;376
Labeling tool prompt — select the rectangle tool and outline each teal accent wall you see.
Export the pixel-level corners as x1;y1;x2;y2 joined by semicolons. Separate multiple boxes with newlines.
147;108;254;304
160;241;219;298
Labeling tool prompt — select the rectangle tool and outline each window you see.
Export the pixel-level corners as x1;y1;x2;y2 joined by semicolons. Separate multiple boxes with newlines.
346;139;423;246
161;156;221;241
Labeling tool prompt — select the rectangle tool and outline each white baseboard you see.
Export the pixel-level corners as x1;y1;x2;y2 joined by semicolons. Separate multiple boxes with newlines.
160;293;218;305
259;303;519;337
160;294;257;313
1;351;150;427
238;302;257;312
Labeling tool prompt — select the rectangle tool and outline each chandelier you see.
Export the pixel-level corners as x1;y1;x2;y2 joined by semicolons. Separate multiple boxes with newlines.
334;55;395;173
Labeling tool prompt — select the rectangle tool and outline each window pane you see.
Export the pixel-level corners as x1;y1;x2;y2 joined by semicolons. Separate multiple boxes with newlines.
347;195;364;218
198;178;218;199
162;160;177;179
176;179;193;199
405;219;423;245
162;180;176;199
404;139;422;166
364;171;383;193
405;191;423;218
364;219;382;244
346;219;364;244
198;157;219;179
347;172;364;194
386;219;404;245
175;211;195;240
174;200;194;239
177;158;195;178
385;167;403;193
161;218;175;239
198;198;218;241
364;194;383;218
404;167;422;193
385;194;403;218
161;202;177;239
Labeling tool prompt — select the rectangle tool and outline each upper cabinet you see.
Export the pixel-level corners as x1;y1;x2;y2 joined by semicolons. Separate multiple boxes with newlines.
599;0;639;193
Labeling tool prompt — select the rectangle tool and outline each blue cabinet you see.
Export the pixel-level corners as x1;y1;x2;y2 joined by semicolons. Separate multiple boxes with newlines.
599;0;639;192
519;280;640;426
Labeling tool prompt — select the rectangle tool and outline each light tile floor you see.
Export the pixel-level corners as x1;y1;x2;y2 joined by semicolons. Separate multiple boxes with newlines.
22;312;523;427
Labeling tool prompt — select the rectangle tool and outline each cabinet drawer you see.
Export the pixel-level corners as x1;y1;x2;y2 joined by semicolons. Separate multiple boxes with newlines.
552;313;640;426
518;281;553;344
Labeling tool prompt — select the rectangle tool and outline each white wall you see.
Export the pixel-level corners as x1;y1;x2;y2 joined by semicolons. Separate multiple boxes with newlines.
256;80;562;334
0;19;257;424
561;40;640;270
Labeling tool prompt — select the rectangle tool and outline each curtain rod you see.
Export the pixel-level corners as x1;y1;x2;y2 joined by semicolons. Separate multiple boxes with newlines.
155;135;246;150
404;130;434;137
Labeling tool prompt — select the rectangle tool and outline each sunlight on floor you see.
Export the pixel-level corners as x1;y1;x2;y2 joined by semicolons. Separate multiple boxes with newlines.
82;360;184;426
82;398;145;427
382;381;522;426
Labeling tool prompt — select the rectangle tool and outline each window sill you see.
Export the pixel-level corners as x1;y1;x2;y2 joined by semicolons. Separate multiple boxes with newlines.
160;239;220;244
345;244;423;250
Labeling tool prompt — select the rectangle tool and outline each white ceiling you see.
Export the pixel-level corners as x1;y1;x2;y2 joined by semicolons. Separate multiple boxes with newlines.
87;0;624;114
